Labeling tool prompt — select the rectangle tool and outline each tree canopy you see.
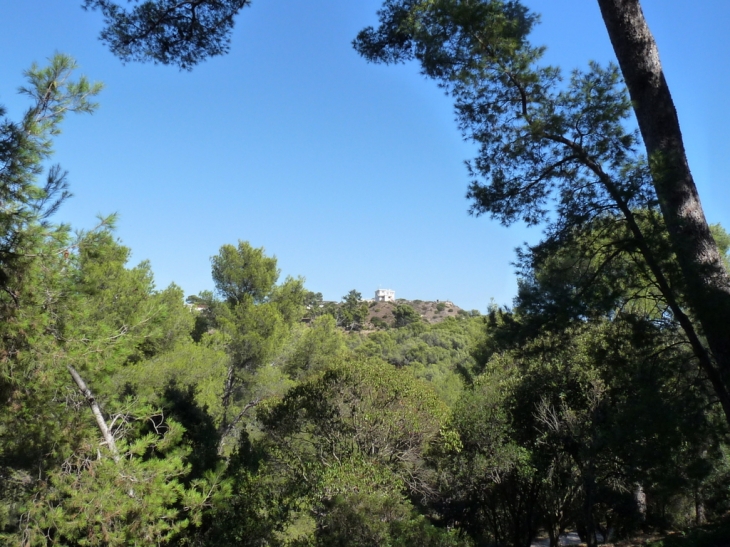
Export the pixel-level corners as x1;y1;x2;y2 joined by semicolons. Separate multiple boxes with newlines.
82;0;251;69
355;0;730;427
2;2;730;545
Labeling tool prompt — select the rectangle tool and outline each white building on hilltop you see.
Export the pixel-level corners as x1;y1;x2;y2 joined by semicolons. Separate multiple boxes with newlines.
374;289;395;302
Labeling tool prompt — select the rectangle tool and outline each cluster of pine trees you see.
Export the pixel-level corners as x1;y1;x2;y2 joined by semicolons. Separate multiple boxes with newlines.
3;0;730;545
1;56;729;546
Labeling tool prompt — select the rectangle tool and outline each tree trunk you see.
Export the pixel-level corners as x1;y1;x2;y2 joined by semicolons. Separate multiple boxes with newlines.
633;483;647;524
67;365;120;463
597;0;730;423
547;525;559;547
582;472;598;547
694;484;706;526
217;398;260;455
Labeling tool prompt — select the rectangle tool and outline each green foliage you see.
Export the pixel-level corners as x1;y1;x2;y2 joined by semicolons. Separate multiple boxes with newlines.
512;213;682;336
0;58;237;544
0;225;215;543
65;230;195;370
118;340;229;423
432;368;538;546
335;289;369;331
256;356;450;539
304;290;325;319
82;0;252;69
454;316;720;544
370;316;389;330
283;315;347;381
0;54;102;361
1;26;728;545
356;5;730;537
355;4;729;504
351;317;483;406
199;241;310;453
710;223;730;273
211;240;279;305
316;489;465;547
393;303;420;328
21;409;228;546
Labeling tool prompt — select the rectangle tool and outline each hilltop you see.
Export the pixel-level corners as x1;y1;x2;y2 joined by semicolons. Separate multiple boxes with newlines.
366;298;474;326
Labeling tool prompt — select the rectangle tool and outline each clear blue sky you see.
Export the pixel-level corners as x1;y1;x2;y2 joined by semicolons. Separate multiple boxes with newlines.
1;1;728;311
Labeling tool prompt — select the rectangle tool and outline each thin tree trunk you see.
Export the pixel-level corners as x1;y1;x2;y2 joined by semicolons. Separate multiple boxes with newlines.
220;364;236;428
547;526;559;547
583;472;598;547
67;365;120;463
597;0;730;422
217;398;260;455
694;484;706;526
634;483;647;524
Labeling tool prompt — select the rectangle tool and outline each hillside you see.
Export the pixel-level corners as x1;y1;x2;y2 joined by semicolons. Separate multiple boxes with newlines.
366;299;471;326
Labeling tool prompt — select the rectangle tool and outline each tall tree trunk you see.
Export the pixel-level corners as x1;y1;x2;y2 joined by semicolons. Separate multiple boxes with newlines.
597;0;730;423
633;483;646;524
582;471;598;547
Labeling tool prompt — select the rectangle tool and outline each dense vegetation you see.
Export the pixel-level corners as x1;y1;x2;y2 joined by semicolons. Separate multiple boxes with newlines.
2;1;729;546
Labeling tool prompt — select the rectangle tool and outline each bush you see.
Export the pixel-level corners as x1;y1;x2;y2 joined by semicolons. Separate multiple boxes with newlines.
317;492;465;547
393;304;420;328
646;518;730;547
371;317;388;330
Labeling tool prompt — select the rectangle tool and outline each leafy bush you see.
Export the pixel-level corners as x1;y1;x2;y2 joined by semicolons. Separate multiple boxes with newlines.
371;317;389;329
393;304;421;328
317;491;465;547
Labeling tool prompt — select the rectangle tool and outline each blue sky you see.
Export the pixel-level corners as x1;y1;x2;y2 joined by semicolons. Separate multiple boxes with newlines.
1;1;728;311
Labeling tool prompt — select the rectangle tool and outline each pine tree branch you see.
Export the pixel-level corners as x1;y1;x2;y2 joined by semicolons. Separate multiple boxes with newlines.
67;364;120;463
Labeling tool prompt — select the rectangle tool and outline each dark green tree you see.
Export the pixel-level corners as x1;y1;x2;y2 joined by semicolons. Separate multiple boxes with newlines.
0;57;104;532
0;54;101;327
596;1;730;410
283;314;347;381
211;240;279;305
0;58;256;544
337;289;369;331
256;356;453;543
303;289;325;320
435;316;720;547
393;303;421;328
355;0;730;426
431;370;539;547
82;0;251;69
201;241;306;453
317;489;464;547
511;213;683;337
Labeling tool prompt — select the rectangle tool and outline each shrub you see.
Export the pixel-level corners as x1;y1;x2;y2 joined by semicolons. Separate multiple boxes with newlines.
371;317;388;330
